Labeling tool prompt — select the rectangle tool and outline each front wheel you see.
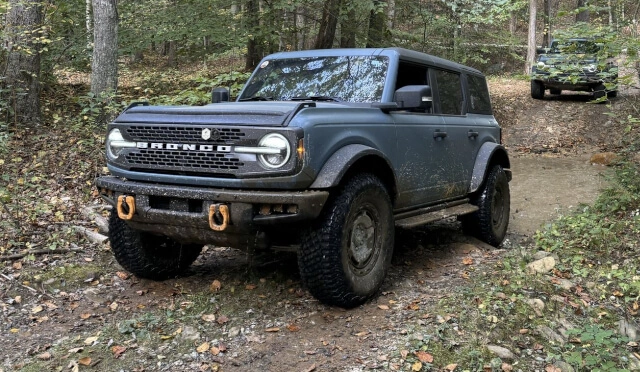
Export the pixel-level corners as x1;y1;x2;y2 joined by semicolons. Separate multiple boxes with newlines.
462;165;510;246
298;174;394;308
531;80;545;99
108;211;203;280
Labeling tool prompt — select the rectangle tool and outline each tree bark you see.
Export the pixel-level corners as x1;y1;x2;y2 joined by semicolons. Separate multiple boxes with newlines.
3;0;44;126
340;7;357;48
314;0;342;49
366;0;388;48
90;0;118;96
245;0;263;70
576;0;590;22
542;0;552;48
525;0;537;75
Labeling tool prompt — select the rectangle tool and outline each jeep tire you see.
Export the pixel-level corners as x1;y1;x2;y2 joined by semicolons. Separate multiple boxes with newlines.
298;173;394;308
462;165;510;246
108;211;203;280
593;83;607;100
531;80;545;99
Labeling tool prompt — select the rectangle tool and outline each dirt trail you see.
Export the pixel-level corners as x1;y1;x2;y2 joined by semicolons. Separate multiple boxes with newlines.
0;78;627;372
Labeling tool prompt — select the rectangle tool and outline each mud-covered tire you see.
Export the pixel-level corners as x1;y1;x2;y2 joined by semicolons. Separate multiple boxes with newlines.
108;211;202;280
549;88;561;95
531;80;545;99
298;174;394;308
462;165;510;247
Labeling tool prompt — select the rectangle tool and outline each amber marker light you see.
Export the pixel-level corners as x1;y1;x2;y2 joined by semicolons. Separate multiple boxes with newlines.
297;139;305;158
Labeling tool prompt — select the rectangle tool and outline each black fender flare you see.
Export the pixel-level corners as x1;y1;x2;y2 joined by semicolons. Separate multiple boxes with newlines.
309;144;395;189
469;142;511;194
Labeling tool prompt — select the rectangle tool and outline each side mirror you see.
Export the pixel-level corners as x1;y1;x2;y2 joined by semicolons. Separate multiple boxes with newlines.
212;87;230;103
394;85;432;111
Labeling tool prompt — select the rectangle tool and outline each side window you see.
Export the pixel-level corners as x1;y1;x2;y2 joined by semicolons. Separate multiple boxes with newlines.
395;61;428;90
434;70;463;115
467;74;492;114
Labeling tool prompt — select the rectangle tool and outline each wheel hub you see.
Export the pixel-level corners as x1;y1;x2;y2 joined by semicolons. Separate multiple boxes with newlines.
349;211;375;267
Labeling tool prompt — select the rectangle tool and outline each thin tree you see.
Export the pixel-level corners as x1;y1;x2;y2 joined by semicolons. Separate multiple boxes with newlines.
576;0;590;22
91;0;118;97
366;0;388;48
3;0;44;126
525;0;537;75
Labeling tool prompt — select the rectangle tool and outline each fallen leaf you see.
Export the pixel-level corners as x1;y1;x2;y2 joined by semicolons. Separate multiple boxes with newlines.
210;280;222;292
216;315;229;324
116;271;130;280
304;350;317;355
519;329;529;334
245;284;256;290
84;336;98;345
68;361;79;372
415;351;433;363
14;296;21;304
78;357;92;366
196;342;210;353
111;345;127;358
201;314;216;322
412;361;423;371
400;350;409;359
545;366;561;372
83;257;93;262
355;331;369;337
210;346;220;355
31;305;43;314
265;327;280;332
445;363;458;371
109;302;118;311
378;305;389;310
80;313;92;320
37;352;51;360
44;301;58;309
303;364;316;372
287;323;300;332
68;347;83;353
12;262;22;270
462;257;474;265
218;343;227;352
501;363;513;371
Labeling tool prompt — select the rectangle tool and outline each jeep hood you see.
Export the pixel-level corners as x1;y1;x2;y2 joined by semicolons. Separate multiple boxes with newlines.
114;101;348;127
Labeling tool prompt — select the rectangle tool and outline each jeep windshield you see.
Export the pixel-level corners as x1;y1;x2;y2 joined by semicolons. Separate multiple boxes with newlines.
548;39;600;55
239;55;389;103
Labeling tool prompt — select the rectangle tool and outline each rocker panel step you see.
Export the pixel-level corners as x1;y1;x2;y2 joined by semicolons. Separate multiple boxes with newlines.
394;203;479;228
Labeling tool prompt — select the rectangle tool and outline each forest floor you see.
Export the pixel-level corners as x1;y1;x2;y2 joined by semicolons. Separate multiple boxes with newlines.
1;70;640;372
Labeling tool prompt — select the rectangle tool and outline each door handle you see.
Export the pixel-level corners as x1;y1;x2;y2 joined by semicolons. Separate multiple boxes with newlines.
468;130;479;139
433;130;447;139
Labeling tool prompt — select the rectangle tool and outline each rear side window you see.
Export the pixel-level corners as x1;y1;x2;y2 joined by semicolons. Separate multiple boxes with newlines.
467;75;492;114
434;70;463;115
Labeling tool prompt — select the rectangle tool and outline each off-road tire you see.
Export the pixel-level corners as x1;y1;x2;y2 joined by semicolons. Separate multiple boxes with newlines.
593;83;607;100
108;211;202;280
549;88;562;95
462;165;510;247
531;80;545;99
298;173;394;308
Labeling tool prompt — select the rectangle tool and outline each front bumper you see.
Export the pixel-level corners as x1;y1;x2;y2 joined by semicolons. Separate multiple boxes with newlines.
96;176;329;246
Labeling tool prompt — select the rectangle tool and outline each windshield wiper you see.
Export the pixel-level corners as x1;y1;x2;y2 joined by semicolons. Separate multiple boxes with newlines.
238;96;273;101
290;95;343;102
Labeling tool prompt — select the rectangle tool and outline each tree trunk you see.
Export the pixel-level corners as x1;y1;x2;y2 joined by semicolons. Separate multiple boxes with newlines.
314;0;342;49
91;0;118;96
542;0;551;48
3;0;43;126
366;0;387;48
525;0;537;75
245;0;262;70
576;0;590;22
86;0;92;48
340;7;357;48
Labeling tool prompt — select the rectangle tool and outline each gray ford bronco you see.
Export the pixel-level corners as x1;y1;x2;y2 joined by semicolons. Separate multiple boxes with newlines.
96;47;511;308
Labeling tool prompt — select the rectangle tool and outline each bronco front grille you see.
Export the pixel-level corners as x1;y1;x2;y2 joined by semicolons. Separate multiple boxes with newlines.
125;150;243;170
126;126;246;143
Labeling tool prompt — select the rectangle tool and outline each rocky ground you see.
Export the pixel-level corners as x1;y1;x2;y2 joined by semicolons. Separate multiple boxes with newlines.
1;75;639;372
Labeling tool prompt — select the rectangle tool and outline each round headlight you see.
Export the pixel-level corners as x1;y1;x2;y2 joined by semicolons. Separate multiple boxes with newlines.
585;64;597;73
537;61;546;69
258;133;291;169
107;128;136;160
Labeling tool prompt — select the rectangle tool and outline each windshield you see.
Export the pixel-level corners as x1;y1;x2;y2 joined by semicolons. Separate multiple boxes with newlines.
239;55;389;103
549;40;600;54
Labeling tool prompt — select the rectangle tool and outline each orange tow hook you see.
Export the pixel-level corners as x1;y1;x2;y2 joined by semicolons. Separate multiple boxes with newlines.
116;195;136;220
208;204;229;231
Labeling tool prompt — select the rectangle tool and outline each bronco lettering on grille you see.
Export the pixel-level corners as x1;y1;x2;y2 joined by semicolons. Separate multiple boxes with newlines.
135;143;231;152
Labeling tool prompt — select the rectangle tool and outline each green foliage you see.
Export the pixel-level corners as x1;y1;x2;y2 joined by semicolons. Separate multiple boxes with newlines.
560;324;630;371
150;70;250;105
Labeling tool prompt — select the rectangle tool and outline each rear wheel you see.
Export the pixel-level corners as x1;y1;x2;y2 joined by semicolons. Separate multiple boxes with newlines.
531;80;545;99
298;174;394;308
462;165;510;246
593;83;607;100
108;211;203;279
